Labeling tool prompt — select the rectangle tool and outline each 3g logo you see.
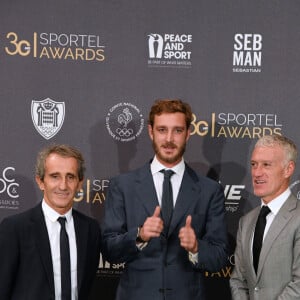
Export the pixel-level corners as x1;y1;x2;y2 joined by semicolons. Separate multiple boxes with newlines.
190;113;210;136
0;167;19;198
5;32;32;56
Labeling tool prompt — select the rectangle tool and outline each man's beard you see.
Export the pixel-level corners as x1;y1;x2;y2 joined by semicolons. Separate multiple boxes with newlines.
152;141;186;165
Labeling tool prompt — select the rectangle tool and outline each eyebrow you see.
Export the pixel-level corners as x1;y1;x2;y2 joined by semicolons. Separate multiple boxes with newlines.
250;160;272;164
48;172;77;176
156;125;185;129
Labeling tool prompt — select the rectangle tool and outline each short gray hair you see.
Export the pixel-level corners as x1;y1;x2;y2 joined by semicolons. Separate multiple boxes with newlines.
35;144;85;181
254;134;297;165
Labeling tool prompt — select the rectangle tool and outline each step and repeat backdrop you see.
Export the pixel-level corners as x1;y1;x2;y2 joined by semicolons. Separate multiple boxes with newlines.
1;1;300;299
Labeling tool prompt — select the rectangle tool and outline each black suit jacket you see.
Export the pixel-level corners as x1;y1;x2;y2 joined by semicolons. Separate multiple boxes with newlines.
0;203;101;300
102;162;228;300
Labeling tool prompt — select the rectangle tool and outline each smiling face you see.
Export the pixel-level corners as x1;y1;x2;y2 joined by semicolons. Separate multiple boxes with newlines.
251;145;294;204
148;112;190;168
36;153;83;214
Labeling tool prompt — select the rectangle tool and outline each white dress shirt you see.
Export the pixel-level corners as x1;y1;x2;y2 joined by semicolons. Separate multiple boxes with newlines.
251;188;291;258
262;188;291;240
151;155;185;206
42;200;78;300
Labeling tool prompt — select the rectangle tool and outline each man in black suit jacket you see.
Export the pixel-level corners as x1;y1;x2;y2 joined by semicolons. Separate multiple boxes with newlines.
0;144;101;300
102;99;228;299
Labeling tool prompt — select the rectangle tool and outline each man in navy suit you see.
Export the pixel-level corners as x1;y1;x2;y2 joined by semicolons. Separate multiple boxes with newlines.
102;99;228;300
0;144;101;300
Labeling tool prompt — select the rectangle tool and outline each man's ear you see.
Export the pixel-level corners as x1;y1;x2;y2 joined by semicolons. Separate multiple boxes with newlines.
78;179;84;191
148;124;154;141
186;127;191;142
35;176;44;191
285;161;295;178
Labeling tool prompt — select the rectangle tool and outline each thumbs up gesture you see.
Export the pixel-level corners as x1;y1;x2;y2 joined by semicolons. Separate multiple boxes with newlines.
179;215;198;253
139;206;163;242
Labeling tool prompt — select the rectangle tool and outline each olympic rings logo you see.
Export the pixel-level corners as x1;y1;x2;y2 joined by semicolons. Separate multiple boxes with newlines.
116;127;133;137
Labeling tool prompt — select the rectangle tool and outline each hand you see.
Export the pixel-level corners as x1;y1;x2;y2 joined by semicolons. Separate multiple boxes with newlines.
179;215;198;253
139;206;164;242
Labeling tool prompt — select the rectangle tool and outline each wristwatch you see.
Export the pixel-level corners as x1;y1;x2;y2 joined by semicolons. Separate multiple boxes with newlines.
136;226;145;243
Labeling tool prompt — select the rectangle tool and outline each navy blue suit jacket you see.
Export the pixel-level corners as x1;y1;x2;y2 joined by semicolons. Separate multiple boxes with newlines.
102;162;228;300
0;203;101;300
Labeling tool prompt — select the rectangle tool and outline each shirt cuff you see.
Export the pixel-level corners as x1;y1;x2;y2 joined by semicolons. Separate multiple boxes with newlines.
136;226;148;250
136;241;148;250
189;251;198;264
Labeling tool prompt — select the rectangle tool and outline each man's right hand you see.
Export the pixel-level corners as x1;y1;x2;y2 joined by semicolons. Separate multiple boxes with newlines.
139;206;163;242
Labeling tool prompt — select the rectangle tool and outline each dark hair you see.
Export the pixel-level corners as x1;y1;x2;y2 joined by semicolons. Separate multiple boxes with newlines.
148;99;192;129
35;144;85;181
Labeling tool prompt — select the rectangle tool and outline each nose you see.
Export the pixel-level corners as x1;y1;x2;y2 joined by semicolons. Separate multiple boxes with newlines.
166;130;174;142
59;178;68;190
252;164;263;177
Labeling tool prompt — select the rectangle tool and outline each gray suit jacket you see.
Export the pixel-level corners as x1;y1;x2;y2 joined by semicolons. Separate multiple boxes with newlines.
230;194;300;300
101;162;228;300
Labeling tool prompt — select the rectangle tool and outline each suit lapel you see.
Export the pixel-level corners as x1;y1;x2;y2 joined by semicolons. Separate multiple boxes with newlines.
73;210;89;293
31;203;55;294
135;164;160;216
168;165;199;236
256;195;297;278
245;207;260;278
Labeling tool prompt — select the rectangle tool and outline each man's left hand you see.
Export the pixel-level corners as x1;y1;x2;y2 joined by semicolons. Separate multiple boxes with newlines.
178;215;198;253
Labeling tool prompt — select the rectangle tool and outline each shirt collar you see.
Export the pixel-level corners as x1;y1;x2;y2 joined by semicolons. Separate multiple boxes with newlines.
151;155;185;176
42;200;73;223
261;188;291;216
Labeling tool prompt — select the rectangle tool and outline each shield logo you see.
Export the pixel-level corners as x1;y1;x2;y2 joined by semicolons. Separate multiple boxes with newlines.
31;98;65;139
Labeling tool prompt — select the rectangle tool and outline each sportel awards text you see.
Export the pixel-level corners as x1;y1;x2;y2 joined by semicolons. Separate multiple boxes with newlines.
190;113;282;139
4;32;105;62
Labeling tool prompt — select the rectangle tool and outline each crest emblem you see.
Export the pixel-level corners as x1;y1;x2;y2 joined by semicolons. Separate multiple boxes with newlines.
31;98;65;139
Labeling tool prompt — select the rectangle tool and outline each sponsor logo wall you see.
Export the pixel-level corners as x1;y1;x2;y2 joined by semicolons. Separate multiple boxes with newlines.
1;1;300;299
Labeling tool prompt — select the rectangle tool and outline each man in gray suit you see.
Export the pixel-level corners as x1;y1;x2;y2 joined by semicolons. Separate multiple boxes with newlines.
230;134;300;299
102;99;228;300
